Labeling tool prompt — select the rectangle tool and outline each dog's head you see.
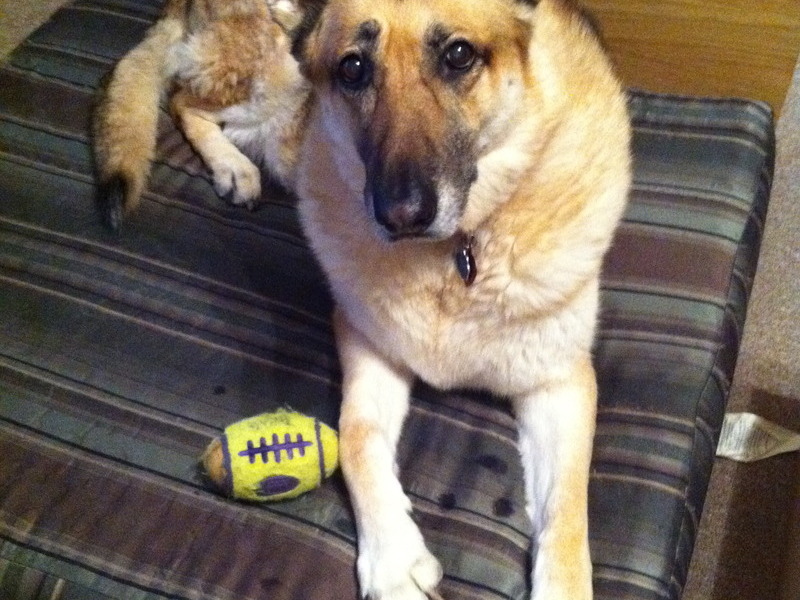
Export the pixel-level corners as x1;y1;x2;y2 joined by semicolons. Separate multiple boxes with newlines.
292;0;536;240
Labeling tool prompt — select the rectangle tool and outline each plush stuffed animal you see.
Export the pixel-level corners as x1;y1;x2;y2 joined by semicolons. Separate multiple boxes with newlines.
202;410;338;501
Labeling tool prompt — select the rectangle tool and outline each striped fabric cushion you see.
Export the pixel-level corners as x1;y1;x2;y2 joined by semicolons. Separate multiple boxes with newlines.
0;1;774;599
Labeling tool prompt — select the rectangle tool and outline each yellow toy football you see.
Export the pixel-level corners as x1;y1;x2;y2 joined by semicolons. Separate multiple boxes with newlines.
202;410;338;502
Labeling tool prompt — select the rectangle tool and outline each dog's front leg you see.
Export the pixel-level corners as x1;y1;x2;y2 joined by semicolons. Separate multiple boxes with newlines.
334;310;443;600
170;91;262;208
513;355;597;600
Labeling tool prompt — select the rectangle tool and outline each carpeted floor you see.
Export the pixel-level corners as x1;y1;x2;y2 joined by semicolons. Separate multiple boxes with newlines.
683;56;800;600
1;4;799;599
0;0;68;58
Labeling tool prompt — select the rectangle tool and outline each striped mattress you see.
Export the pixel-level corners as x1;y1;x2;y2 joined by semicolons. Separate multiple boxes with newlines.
0;1;775;599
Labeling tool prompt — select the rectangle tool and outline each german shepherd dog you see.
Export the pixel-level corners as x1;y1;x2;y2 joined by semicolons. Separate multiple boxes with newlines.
93;0;631;598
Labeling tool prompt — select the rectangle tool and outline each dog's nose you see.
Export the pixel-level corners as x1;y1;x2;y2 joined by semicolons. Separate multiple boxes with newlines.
375;195;436;237
371;163;437;238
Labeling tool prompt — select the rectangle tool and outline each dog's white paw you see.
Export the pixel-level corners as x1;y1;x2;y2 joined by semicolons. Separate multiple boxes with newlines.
210;152;261;208
357;513;443;600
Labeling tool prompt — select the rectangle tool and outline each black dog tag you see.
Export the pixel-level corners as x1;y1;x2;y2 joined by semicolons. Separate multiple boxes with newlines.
454;235;477;286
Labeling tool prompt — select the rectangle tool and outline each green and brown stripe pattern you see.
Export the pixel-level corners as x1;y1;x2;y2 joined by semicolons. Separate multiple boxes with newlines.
0;2;774;599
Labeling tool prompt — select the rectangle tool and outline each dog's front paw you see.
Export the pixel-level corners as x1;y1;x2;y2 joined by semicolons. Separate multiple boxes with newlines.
210;152;261;208
357;514;443;600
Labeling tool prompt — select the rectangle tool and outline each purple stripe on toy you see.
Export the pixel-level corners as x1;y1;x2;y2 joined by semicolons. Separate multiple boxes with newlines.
314;419;324;484
238;434;313;464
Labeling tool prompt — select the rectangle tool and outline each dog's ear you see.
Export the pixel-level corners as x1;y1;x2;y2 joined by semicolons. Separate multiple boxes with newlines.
289;0;327;80
506;0;535;41
512;0;537;21
266;0;303;33
266;0;313;34
529;0;608;48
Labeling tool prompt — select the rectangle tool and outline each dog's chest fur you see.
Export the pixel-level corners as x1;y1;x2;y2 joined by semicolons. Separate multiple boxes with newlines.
299;182;600;397
291;0;631;398
357;250;600;396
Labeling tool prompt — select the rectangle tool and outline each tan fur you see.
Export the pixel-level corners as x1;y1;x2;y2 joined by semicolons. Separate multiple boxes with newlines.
93;16;184;214
92;0;308;219
93;1;630;598
295;0;629;386
293;2;630;598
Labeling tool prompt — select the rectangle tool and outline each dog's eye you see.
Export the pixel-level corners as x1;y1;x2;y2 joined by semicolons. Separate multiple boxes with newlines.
337;53;370;89
443;40;476;71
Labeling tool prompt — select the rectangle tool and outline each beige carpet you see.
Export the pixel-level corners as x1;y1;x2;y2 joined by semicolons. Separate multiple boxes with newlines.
0;0;70;58
683;55;800;600
2;4;799;598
